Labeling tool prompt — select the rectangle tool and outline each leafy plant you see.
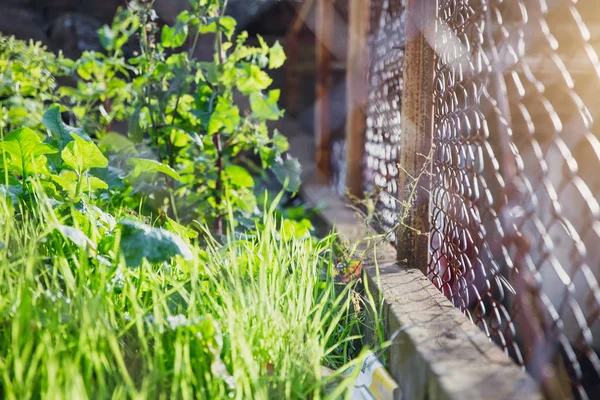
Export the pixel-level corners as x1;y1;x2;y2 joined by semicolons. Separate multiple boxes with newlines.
87;0;300;232
0;37;74;132
0;186;372;398
0;0;307;237
0;3;387;398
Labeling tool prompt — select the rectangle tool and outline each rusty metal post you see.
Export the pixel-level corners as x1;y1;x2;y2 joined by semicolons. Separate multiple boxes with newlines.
345;0;371;198
397;0;437;273
315;0;334;177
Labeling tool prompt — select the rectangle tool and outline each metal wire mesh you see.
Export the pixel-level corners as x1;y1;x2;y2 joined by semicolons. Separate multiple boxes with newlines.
364;0;405;237
429;0;600;397
360;0;600;397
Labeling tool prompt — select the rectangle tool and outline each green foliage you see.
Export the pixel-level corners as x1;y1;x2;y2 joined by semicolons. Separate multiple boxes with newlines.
0;37;74;131
118;219;193;267
0;0;313;243
0;127;57;179
0;3;384;397
0;193;371;398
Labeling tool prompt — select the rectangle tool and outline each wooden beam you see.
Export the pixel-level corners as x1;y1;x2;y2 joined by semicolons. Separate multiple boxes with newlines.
315;0;335;177
396;0;437;273
345;0;371;198
284;0;315;114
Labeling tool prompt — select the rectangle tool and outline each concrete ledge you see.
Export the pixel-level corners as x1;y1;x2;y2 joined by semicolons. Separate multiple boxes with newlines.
299;162;542;400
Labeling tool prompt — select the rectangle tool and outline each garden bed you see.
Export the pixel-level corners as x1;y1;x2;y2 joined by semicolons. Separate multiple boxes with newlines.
0;2;383;398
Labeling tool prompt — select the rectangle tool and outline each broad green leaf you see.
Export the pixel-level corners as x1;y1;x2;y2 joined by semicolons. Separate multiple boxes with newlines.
273;156;302;193
0;184;22;206
225;165;254;188
91;165;126;190
218;16;236;39
55;224;94;249
250;90;282;121
175;10;192;23
0;127;57;178
42;106;91;151
118;219;193;267
128;158;182;181
76;58;95;80
170;129;191;148
61;134;108;172
269;41;286;69
165;217;198;243
52;170;108;197
7;108;27;119
98;25;115;50
161;22;188;48
128;104;143;143
90;205;117;231
281;219;312;240
272;131;289;152
208;97;240;135
199;21;217;35
99;132;138;156
236;64;272;94
199;62;219;85
237;188;257;213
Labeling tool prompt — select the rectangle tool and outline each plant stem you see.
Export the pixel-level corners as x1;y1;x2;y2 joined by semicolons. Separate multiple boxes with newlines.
212;1;229;236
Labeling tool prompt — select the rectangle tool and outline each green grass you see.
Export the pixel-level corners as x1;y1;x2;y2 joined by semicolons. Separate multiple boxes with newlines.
0;188;377;399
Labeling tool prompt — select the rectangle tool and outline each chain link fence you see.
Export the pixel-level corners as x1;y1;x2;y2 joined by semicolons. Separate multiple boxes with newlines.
364;0;406;239
357;0;600;397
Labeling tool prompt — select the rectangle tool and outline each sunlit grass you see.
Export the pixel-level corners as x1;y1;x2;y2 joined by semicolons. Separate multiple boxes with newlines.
0;188;378;399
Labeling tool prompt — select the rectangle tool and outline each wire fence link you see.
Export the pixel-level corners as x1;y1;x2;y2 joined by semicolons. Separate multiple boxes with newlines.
364;0;405;239
361;0;600;397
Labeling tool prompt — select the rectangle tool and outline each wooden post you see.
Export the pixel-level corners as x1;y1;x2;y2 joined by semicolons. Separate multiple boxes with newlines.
315;0;334;177
284;0;315;114
345;0;371;198
397;0;437;273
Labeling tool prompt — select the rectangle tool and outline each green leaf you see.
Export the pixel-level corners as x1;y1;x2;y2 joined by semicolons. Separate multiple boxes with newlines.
281;219;312;240
161;23;188;48
165;217;198;243
118;219;193;267
0;127;57;178
273;156;302;193
208;97;240;135
225;165;254;188
236;64;272;94
199;20;217;35
218;16;236;40
272;131;289;152
98;25;115;51
76;60;93;80
269;41;286;69
237;189;257;213
98;133;138;156
52;170;108;197
128;104;143;143
42;106;91;151
0;184;22;206
61;134;109;172
128;158;182;181
249;90;282;121
54;224;94;249
7;108;28;119
91;166;126;190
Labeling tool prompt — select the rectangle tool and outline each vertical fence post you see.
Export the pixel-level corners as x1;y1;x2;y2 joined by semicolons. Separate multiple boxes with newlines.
285;0;315;115
315;0;334;177
345;0;371;198
397;0;437;273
